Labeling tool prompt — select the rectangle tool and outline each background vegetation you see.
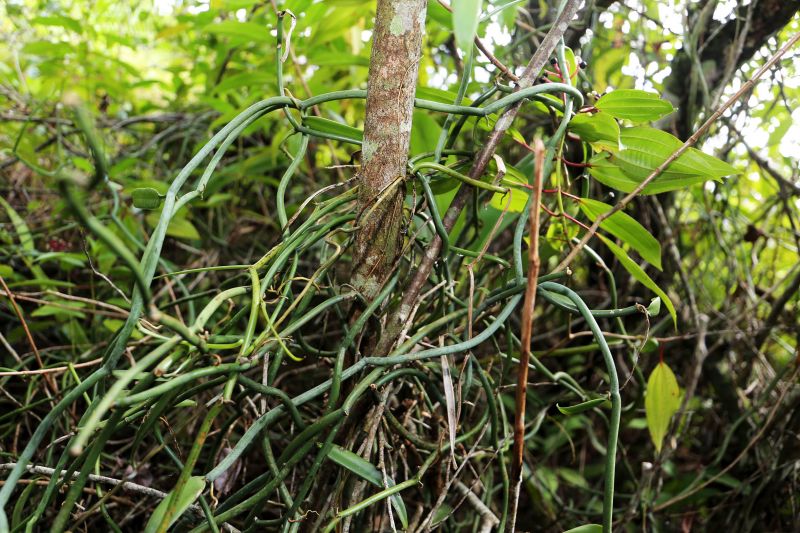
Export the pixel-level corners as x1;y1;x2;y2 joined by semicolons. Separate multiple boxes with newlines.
1;0;798;531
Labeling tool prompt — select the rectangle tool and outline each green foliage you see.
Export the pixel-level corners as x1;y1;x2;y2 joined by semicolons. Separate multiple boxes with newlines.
1;1;798;532
452;0;482;53
588;126;739;194
144;476;206;533
327;444;408;528
578;198;661;268
594;89;674;123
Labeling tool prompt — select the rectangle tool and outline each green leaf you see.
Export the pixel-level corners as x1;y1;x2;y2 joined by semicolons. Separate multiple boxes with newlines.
428;0;453;28
563;525;603;533
303;116;363;143
146;213;201;241
578;198;661;269
145;476;206;533
416;87;470;105
646;297;661;317
313;51;369;68
557;396;609;415
452;0;481;53
131;188;163;210
410;111;441;156
595;89;674;123
328;444;408;528
31;303;86;320
31;15;82;34
598;234;676;326
568;112;620;150
0;197;34;252
204;21;271;43
589;127;738;194
645;362;681;452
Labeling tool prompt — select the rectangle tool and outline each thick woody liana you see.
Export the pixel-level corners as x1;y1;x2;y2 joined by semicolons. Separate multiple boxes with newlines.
351;0;427;300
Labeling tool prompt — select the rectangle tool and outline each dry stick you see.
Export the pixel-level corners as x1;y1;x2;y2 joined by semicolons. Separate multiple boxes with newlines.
376;0;583;354
508;139;545;531
0;275;58;397
0;357;104;377
554;31;800;273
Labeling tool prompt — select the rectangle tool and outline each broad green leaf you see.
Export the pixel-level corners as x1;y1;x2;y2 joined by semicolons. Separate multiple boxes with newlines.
558;468;589;488
592;47;630;93
589;127;738;194
213;72;274;94
452;0;481;53
146;213;201;240
303;116;363;143
328;444;408;529
313;51;369;67
31;303;86;319
641;337;659;353
645;362;681;452
563;525;603;533
31;15;82;34
599;234;676;326
416;87;471;105
616;127;737;181
145;476;206;533
578;198;661;269
489;164;532;213
557;396;609;415
132;188;163;210
568;111;619;150
595;89;674;123
489;184;528;213
204;21;271;43
427;0;453;28
167;218;201;240
410;111;440;156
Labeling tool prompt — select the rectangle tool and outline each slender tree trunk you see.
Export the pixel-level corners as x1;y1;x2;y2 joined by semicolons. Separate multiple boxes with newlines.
351;0;427;300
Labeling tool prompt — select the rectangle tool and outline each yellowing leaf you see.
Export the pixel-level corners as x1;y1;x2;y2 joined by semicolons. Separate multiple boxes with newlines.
645;362;681;452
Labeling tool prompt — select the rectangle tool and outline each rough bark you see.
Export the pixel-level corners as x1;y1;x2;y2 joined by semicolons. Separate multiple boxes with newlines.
351;0;427;300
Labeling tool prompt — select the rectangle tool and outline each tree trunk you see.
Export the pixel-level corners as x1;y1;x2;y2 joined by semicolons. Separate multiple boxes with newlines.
351;0;427;300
